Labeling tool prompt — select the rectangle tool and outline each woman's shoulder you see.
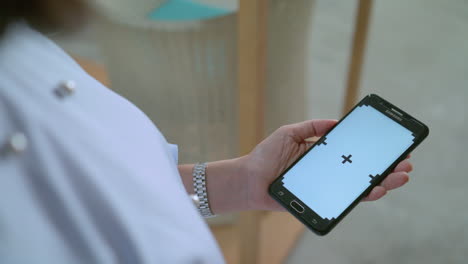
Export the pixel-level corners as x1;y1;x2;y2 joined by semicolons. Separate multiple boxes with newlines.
0;22;83;108
1;22;80;68
0;21;119;123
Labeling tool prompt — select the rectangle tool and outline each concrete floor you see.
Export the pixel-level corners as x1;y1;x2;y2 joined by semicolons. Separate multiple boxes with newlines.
289;0;468;263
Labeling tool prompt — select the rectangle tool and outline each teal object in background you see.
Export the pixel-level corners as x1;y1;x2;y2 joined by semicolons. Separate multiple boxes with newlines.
149;0;233;21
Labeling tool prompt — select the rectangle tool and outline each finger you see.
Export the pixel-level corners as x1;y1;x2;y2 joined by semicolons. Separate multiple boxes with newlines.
380;171;409;191
362;186;387;202
267;197;288;212
393;159;413;173
288;119;338;142
271;202;287;212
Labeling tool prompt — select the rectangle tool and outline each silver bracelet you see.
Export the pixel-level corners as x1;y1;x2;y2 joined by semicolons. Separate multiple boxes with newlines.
192;163;215;218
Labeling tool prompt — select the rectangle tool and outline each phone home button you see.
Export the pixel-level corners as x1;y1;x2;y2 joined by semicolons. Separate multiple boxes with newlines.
290;200;305;214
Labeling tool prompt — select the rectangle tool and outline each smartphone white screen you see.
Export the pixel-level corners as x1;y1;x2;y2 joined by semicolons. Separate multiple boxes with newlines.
282;105;415;221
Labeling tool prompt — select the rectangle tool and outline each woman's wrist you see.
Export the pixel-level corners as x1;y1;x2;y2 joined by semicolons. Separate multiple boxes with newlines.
178;155;251;215
205;156;250;214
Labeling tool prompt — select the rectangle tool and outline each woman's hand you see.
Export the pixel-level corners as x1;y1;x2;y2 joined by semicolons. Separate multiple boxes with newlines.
179;119;413;214
242;119;413;211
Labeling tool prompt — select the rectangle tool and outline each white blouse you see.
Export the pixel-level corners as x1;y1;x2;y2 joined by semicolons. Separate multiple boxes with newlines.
0;22;223;264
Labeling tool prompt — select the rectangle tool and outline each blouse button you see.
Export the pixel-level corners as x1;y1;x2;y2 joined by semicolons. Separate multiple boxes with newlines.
54;80;76;98
3;132;28;155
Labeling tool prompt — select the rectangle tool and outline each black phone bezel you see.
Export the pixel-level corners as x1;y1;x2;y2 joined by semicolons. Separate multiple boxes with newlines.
268;94;429;236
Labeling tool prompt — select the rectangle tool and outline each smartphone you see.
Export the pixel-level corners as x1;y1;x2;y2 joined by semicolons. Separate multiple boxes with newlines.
269;94;429;236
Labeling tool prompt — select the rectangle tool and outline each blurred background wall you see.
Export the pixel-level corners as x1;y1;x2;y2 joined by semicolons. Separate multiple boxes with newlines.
53;0;467;263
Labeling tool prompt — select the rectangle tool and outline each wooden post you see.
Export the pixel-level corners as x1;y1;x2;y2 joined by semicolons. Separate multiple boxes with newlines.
343;0;374;114
237;0;268;263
